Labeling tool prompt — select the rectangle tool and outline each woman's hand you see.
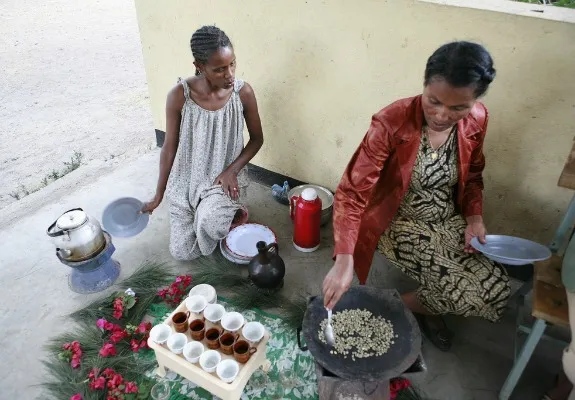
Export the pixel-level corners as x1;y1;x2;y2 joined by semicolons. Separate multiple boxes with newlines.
323;254;354;309
464;215;487;253
214;168;240;200
141;194;163;215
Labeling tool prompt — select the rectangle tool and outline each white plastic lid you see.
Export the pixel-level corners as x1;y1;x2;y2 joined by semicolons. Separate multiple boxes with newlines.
301;188;318;201
56;210;88;230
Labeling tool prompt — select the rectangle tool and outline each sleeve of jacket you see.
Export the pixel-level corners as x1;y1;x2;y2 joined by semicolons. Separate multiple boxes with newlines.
462;108;488;218
333;116;392;256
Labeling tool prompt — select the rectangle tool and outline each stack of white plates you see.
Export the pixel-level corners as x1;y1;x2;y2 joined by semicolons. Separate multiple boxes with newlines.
220;223;277;265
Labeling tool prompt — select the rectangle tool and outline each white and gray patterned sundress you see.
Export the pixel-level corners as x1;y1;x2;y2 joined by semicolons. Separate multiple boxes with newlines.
164;78;249;260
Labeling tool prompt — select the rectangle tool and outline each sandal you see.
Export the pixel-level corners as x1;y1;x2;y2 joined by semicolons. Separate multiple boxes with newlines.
415;314;454;352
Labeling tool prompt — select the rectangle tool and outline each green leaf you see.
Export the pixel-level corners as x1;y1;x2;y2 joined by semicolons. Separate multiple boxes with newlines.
126;296;137;309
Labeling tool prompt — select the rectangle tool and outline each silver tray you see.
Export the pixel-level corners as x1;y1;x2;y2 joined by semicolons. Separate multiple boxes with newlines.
471;235;551;266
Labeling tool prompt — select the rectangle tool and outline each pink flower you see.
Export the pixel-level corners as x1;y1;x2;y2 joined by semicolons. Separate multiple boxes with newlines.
97;318;107;329
88;368;100;380
104;321;115;331
107;373;123;389
109;329;127;344
89;376;106;390
70;394;83;400
70;356;81;369
125;381;138;393
99;342;117;357
130;339;140;352
62;342;71;350
137;321;152;334
158;288;168;297
112;310;123;320
102;368;116;378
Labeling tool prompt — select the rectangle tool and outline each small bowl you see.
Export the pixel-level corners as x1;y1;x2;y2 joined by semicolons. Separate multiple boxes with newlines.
186;295;208;313
183;341;205;364
149;324;172;345
242;321;265;344
221;312;245;332
167;333;187;354
189;284;217;304
204;304;226;323
199;350;221;373
217;359;240;383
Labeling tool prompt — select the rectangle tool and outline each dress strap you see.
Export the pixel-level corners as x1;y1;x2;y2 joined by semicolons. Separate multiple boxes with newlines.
177;77;191;101
233;79;245;93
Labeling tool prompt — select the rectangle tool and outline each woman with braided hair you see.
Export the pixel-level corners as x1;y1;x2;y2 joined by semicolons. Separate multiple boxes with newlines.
142;26;264;261
323;41;510;351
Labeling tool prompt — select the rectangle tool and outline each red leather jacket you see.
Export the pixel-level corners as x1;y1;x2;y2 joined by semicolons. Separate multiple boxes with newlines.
333;95;488;284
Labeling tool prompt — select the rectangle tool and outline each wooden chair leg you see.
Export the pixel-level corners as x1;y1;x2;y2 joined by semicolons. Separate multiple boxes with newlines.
499;318;547;400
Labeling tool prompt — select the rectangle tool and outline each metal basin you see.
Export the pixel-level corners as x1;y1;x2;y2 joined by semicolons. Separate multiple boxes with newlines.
288;184;334;226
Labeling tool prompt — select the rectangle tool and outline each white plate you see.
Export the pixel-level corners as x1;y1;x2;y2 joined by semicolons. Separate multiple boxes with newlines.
225;223;276;259
219;241;249;265
471;235;551;266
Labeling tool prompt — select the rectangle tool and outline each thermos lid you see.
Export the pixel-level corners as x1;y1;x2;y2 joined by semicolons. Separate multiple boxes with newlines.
301;188;318;201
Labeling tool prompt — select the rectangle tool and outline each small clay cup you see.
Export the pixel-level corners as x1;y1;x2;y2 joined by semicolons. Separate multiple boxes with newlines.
233;339;257;364
219;332;239;355
189;318;206;341
205;327;222;350
172;311;190;333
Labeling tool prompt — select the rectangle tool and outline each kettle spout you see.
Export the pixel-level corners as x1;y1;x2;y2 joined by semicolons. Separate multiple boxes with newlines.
57;248;72;259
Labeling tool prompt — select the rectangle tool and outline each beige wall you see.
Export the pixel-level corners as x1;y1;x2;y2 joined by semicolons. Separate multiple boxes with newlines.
134;0;575;243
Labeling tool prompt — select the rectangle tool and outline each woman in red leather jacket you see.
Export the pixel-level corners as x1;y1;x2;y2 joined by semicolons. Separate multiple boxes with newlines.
323;41;510;351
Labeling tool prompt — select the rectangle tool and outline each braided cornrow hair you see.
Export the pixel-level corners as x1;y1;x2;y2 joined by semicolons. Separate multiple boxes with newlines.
190;26;233;76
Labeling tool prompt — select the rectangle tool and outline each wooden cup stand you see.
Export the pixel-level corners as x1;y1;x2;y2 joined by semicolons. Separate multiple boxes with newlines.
147;300;271;400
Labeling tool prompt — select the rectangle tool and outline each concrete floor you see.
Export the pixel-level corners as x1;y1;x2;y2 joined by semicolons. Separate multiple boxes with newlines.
0;150;565;399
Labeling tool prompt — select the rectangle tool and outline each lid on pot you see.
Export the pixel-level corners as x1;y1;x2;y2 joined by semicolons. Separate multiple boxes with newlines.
301;188;318;201
56;209;88;230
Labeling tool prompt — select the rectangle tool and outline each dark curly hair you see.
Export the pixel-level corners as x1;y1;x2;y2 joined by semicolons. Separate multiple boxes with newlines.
424;41;496;98
190;26;233;76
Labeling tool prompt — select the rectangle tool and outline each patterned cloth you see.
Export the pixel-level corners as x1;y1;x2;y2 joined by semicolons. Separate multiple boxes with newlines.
378;129;510;322
148;301;319;400
165;78;249;261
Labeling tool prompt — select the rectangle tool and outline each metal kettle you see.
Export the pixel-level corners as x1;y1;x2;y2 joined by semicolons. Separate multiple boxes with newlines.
47;208;106;262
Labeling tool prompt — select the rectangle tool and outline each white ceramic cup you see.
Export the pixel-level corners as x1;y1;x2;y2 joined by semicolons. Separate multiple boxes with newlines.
167;333;187;354
204;303;226;323
183;341;204;364
242;321;265;344
149;324;171;345
186;295;208;314
221;312;245;332
189;284;217;304
217;359;240;383
199;350;221;373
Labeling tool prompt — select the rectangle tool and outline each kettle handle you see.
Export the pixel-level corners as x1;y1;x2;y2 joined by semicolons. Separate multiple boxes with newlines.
46;208;84;237
289;196;298;221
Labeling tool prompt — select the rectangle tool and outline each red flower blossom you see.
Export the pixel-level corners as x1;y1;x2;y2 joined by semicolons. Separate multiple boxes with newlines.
106;373;123;389
125;381;138;393
99;342;117;357
89;376;106;390
104;321;115;331
102;368;116;378
137;321;152;334
70;394;83;400
88;368;100;380
109;329;127;344
112;310;123;320
130;339;140;352
390;378;411;400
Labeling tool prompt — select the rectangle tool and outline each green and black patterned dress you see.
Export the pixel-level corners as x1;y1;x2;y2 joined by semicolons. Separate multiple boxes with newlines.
377;129;510;322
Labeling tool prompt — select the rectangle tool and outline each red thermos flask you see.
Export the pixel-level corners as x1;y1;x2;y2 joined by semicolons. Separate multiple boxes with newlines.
290;188;322;252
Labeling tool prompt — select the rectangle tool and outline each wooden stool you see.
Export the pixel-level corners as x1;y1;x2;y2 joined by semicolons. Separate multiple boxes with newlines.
499;256;569;400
